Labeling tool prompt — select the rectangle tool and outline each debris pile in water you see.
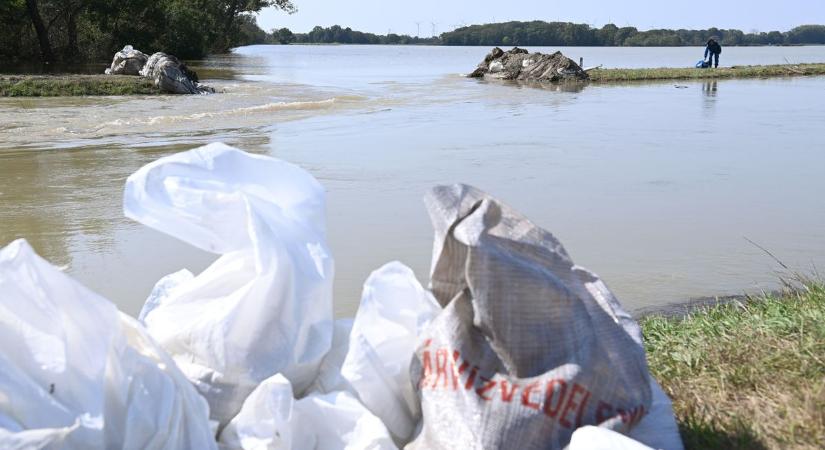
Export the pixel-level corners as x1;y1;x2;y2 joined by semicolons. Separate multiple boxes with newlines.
104;45;213;94
469;47;589;82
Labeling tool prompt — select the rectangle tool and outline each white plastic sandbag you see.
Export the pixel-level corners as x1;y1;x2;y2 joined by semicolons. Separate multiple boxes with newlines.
291;391;396;450
569;426;654;450
219;374;295;450
339;262;441;441
219;374;397;450
220;262;439;449
124;143;334;426
0;239;216;450
306;319;355;396
104;45;148;75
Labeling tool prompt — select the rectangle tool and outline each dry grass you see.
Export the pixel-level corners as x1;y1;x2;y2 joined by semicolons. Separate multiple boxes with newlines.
641;281;825;449
589;63;825;82
0;74;161;96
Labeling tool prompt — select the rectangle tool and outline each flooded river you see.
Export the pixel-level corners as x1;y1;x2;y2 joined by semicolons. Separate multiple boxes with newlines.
1;45;824;316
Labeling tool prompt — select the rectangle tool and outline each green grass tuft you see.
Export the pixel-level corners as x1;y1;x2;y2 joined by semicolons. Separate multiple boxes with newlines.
589;63;825;82
642;281;825;449
0;75;161;97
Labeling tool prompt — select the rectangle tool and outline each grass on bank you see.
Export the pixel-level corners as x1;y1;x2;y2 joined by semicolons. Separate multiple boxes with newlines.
589;63;825;82
0;75;161;96
642;280;825;449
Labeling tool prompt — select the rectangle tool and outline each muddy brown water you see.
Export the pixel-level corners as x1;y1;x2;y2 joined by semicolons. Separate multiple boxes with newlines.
1;45;824;317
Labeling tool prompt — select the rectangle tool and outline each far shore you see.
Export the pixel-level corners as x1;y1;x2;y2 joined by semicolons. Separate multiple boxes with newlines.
2;62;825;97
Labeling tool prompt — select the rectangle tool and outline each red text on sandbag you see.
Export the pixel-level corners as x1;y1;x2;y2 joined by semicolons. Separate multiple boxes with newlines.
418;341;646;429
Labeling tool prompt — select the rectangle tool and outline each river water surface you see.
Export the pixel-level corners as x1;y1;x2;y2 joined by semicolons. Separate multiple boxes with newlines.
1;45;824;316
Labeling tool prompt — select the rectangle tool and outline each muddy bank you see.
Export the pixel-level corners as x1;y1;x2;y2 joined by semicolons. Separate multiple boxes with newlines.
0;74;161;96
633;292;774;319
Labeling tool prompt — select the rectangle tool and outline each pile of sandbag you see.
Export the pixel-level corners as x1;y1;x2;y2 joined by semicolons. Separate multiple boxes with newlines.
125;144;335;427
104;45;148;76
469;46;589;82
0;239;215;450
138;52;211;94
104;45;212;94
0;143;683;450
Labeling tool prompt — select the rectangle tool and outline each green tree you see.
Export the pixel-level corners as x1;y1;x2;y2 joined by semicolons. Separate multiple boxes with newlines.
234;13;268;45
766;31;784;45
598;23;618;45
612;27;638;45
23;0;55;62
786;25;825;44
216;0;293;36
274;27;294;44
0;1;27;60
154;0;218;58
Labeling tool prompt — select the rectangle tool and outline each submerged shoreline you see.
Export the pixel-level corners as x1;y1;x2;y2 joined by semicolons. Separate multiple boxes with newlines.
633;290;783;319
588;63;825;82
3;62;825;97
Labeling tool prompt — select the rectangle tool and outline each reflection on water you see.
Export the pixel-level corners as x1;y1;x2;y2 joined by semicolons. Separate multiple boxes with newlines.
1;45;824;317
702;81;718;117
482;79;589;93
702;80;718;96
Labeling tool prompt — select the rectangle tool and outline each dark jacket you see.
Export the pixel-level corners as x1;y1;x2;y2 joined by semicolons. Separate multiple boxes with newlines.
705;39;722;58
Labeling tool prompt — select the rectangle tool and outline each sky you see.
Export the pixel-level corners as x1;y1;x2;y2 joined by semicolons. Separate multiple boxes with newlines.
258;0;825;37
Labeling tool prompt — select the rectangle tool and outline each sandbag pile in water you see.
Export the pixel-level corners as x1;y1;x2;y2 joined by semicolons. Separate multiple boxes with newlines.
104;45;147;76
469;46;589;82
104;45;212;94
0;143;683;450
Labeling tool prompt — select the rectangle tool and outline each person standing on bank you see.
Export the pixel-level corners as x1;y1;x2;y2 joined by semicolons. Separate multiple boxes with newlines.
705;38;722;68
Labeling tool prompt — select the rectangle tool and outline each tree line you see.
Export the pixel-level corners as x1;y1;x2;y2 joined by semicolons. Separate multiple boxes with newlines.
0;0;295;63
282;25;439;45
4;8;825;65
439;22;825;47
240;25;439;46
262;22;825;47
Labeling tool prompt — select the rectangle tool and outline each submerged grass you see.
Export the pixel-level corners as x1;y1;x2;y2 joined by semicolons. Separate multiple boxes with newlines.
589;63;825;82
641;281;825;449
0;75;161;97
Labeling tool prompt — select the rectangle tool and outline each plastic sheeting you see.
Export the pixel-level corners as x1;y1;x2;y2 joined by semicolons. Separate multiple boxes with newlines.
124;143;334;427
218;262;442;450
340;262;441;441
219;374;396;450
570;426;654;450
140;52;207;94
0;239;216;450
104;45;148;76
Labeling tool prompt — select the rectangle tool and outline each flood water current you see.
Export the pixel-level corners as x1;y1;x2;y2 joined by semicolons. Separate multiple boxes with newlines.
1;45;824;317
